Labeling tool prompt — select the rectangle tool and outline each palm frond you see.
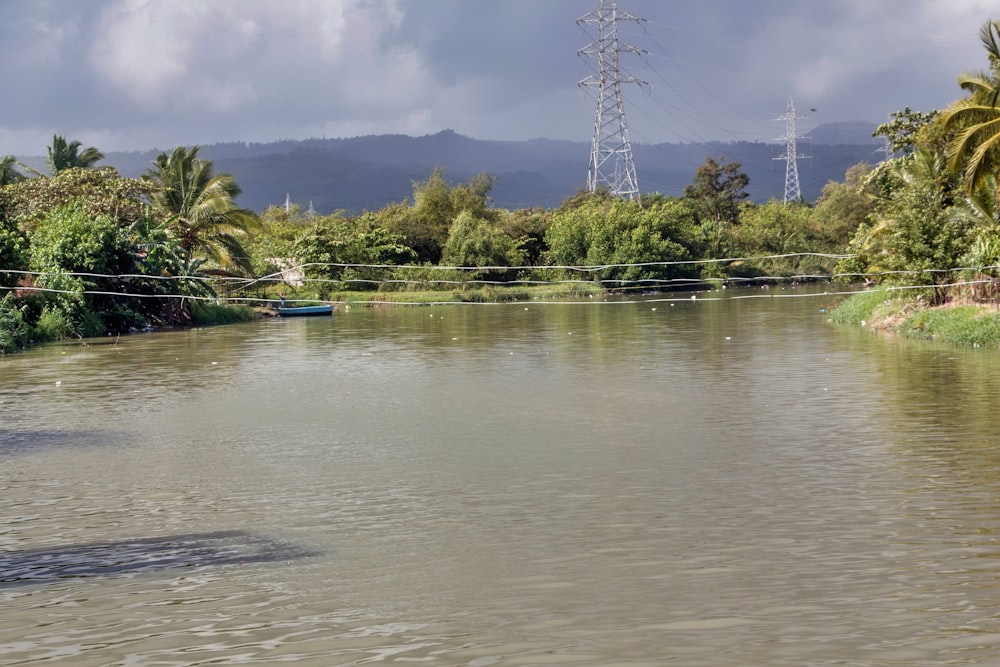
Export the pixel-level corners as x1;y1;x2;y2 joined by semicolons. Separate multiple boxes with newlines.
964;126;1000;190
981;20;1000;69
957;69;997;98
0;156;26;185
945;107;1000;191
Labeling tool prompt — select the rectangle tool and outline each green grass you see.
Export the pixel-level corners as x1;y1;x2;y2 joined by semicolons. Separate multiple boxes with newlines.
898;306;1000;347
831;288;1000;347
282;282;607;306
828;288;899;325
190;301;259;326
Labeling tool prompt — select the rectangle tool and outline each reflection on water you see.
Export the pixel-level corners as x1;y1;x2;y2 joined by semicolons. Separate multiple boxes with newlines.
1;286;998;665
0;531;318;586
1;428;123;455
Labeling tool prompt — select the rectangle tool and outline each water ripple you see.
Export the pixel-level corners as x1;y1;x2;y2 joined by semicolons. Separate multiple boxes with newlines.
2;294;999;665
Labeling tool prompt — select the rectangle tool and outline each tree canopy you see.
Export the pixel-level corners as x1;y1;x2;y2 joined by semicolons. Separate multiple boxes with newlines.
46;134;104;174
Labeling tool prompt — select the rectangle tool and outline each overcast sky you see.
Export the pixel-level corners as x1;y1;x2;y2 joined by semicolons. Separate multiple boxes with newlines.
0;0;994;157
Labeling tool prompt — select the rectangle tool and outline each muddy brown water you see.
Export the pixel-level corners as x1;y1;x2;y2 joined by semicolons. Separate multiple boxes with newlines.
2;286;998;665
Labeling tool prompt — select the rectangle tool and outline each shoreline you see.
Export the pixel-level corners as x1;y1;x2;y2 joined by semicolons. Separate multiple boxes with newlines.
830;289;1000;348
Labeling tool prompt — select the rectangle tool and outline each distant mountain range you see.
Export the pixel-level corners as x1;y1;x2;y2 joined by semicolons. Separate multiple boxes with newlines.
24;122;885;214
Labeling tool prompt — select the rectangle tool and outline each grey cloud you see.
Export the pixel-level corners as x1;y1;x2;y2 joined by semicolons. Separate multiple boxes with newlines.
0;0;991;156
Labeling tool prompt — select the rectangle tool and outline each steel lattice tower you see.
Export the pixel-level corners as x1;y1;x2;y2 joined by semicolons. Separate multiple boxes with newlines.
774;97;807;203
578;0;644;202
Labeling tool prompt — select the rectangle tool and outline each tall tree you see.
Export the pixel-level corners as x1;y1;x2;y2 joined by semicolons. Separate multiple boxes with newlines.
873;108;941;156
442;210;523;281
683;156;749;258
46;134;104;174
943;20;1000;193
808;162;877;249
143;146;259;275
838;148;973;294
683;157;749;226
379;168;497;264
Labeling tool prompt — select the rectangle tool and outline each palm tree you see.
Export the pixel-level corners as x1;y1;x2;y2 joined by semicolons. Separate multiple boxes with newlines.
46;134;104;174
143;146;259;276
943;20;1000;193
950;174;1000;230
895;145;951;188
0;155;25;186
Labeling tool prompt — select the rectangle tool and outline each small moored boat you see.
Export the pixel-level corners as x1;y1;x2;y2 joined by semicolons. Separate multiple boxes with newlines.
274;304;333;317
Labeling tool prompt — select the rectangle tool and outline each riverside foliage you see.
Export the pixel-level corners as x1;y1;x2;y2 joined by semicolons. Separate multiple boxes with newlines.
6;20;1000;353
0;150;864;354
829;19;1000;344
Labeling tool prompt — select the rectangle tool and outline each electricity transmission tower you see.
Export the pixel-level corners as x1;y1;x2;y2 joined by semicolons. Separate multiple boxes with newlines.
774;97;808;203
578;0;644;203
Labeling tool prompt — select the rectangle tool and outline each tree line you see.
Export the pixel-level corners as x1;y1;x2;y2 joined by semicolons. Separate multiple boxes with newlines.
5;19;1000;352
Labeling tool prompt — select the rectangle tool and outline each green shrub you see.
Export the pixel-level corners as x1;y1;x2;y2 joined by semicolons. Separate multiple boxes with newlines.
33;271;91;335
32;307;75;342
0;295;29;353
190;301;258;326
78;310;106;338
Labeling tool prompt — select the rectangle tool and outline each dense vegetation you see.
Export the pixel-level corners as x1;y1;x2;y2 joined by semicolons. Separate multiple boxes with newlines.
825;19;1000;346
5;19;1000;352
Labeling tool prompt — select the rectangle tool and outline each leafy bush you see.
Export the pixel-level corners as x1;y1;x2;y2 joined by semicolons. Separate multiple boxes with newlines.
32;271;90;334
0;216;28;288
0;295;29;353
545;197;699;284
836;151;972;295
32;307;75;342
442;210;525;281
292;214;416;289
28;202;143;335
29;202;132;276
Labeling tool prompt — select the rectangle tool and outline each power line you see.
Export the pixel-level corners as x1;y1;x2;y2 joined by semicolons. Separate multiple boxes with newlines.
636;24;776;141
3;279;994;308
6;255;998;306
16;254;999;280
606;18;784;145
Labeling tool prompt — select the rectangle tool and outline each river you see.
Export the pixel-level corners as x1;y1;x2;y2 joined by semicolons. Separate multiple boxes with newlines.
2;285;999;666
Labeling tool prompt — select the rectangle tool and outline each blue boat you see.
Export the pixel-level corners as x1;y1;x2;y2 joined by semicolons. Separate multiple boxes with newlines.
274;304;333;317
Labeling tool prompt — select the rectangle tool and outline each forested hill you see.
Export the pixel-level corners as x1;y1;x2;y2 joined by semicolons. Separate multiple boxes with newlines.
96;123;881;214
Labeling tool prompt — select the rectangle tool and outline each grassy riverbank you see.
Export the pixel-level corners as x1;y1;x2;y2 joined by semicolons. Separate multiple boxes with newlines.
255;282;610;306
190;301;259;325
830;288;1000;348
